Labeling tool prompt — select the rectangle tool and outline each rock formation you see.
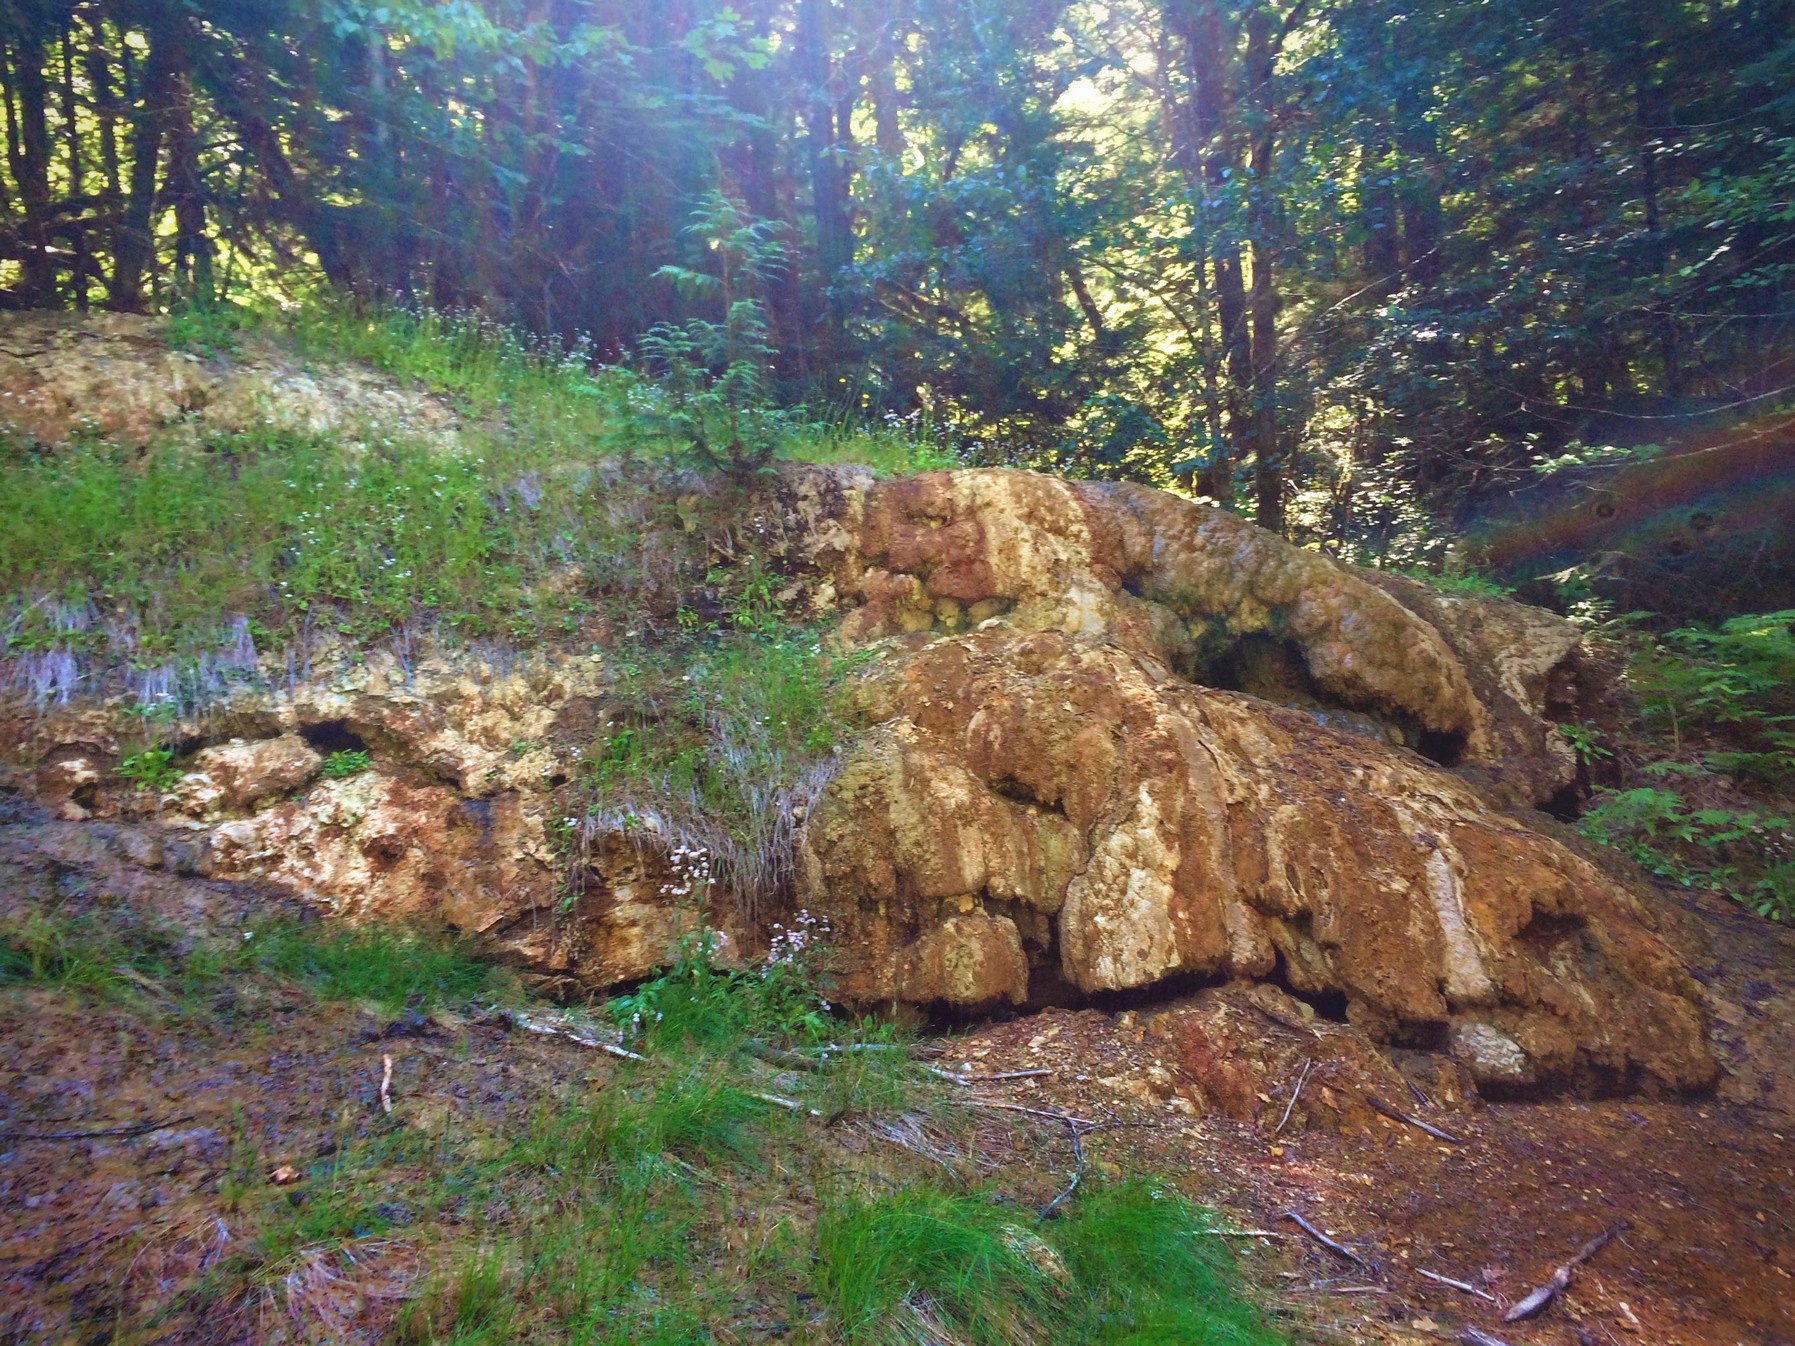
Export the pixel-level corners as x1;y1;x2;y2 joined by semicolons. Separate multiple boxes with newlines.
0;458;1719;1095
780;468;1714;1093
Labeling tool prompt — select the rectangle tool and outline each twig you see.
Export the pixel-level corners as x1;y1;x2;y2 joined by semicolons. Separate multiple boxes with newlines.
967;1069;1055;1082
0;1115;193;1142
379;1054;394;1115
1418;1267;1499;1302
1210;1229;1288;1238
1276;1059;1314;1135
751;1091;823;1118
1038;1114;1086;1218
957;1099;1096;1127
746;1038;824;1071
1460;1330;1518;1346
1281;1210;1366;1266
1398;1066;1433;1110
1503;1221;1629;1322
1366;1095;1464;1144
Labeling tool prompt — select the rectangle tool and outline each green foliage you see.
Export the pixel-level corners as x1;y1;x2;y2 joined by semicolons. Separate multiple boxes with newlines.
0;905;518;1013
320;749;373;778
115;747;182;793
1630;611;1795;785
816;1180;1282;1346
1560;722;1612;766
1580;786;1795;920
580;583;871;913
610;911;834;1052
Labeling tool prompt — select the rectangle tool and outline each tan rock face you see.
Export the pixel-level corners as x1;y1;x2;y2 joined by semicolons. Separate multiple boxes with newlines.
176;735;321;814
0;311;457;450
797;626;1714;1094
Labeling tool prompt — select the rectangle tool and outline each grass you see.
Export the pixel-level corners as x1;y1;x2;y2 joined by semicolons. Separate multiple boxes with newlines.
2;898;1283;1345
0;298;949;710
817;1181;1281;1346
0;903;521;1013
577;605;872;922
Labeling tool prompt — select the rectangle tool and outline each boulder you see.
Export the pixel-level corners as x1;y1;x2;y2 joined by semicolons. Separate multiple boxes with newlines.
175;735;321;814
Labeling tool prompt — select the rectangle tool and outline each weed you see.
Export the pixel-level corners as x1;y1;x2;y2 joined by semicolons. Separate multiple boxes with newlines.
320;748;373;778
1559;721;1612;765
116;746;183;792
1579;785;1795;919
0;905;519;1012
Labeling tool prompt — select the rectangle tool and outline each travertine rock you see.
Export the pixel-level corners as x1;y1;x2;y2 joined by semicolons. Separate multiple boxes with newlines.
798;627;1715;1093
176;735;320;814
0;311;456;449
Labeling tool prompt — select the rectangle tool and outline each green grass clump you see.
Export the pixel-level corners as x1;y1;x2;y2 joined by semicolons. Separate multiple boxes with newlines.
0;906;517;1012
816;1180;1282;1346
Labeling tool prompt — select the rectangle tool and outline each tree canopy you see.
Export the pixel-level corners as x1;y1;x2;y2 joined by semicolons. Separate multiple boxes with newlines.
2;0;1791;547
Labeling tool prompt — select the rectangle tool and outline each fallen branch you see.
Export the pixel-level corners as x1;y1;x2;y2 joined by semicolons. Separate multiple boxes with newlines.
1503;1221;1629;1322
1418;1267;1499;1302
1460;1330;1517;1346
745;1038;823;1072
751;1091;823;1118
0;1115;193;1142
966;1069;1055;1083
1209;1229;1288;1239
958;1099;1096;1127
1276;1059;1314;1135
1397;1066;1433;1110
1281;1210;1366;1267
379;1054;394;1115
1366;1095;1463;1144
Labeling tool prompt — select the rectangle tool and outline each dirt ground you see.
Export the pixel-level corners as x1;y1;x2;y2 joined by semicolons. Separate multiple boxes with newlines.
3;810;1792;1345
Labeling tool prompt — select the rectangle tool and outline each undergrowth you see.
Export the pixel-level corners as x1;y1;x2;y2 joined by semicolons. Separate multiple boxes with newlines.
1575;610;1795;919
2;898;1283;1344
0;904;520;1013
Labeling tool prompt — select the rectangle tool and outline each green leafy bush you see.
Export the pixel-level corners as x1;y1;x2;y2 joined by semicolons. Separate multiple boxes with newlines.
320;748;372;778
1579;786;1795;920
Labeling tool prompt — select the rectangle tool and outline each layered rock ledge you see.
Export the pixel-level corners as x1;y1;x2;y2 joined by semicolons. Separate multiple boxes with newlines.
2;464;1717;1095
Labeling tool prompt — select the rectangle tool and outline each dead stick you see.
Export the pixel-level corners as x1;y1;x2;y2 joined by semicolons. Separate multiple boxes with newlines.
968;1069;1055;1082
751;1091;823;1118
1039;1116;1086;1218
0;1115;193;1142
746;1039;824;1071
1281;1210;1366;1267
1276;1058;1313;1136
1398;1066;1433;1110
1503;1221;1629;1322
1210;1229;1288;1239
1418;1267;1499;1302
1460;1330;1517;1346
379;1054;394;1115
1366;1095;1463;1144
958;1099;1097;1127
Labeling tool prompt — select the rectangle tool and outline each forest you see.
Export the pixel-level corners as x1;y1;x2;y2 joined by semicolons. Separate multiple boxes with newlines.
0;0;1790;592
3;4;1795;1344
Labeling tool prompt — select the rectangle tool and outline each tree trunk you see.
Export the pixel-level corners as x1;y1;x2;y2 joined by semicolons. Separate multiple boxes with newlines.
110;9;180;312
797;0;851;352
8;9;58;304
1244;7;1283;532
